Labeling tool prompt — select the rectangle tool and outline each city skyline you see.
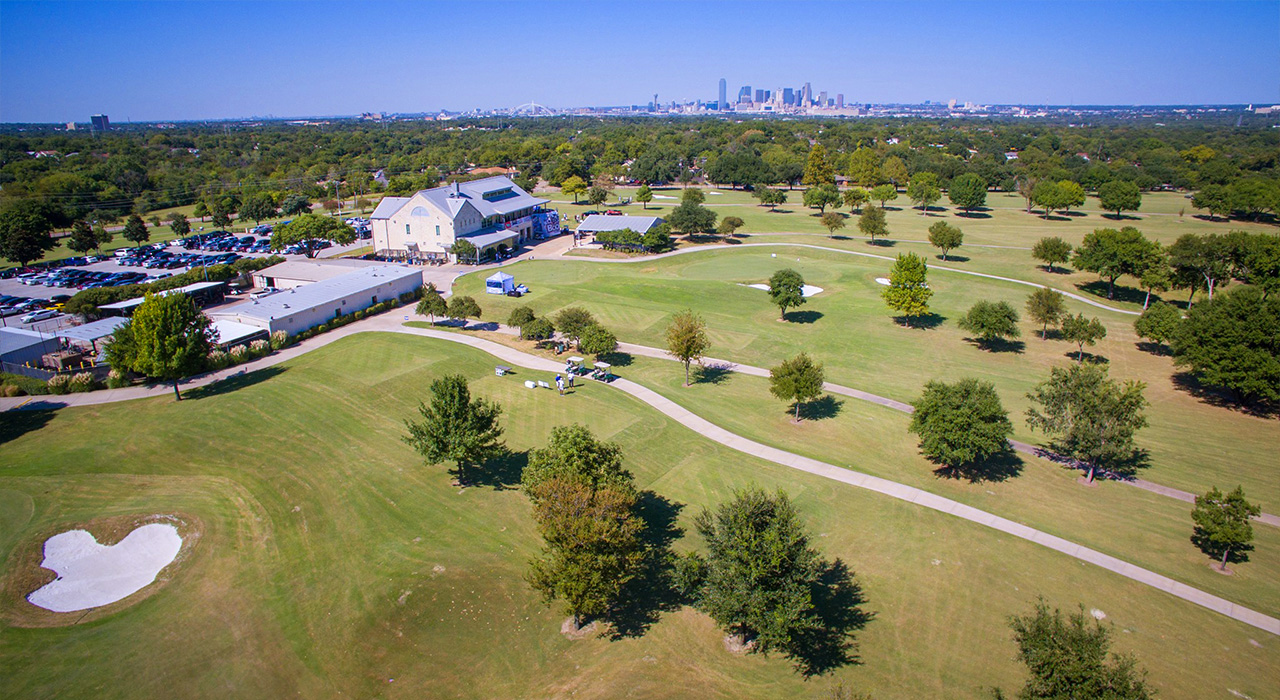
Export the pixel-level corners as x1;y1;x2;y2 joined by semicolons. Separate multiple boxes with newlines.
2;0;1278;123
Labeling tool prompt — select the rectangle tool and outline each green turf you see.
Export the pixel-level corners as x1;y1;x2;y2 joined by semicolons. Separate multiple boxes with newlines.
452;246;1280;510
2;333;1277;699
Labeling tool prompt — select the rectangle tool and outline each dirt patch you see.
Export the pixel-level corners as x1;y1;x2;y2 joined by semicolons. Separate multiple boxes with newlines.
1076;477;1099;487
1211;563;1236;576
723;633;757;654
0;512;202;628
560;616;601;640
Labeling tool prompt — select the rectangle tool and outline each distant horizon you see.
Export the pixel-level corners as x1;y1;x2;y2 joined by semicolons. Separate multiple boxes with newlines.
2;0;1277;123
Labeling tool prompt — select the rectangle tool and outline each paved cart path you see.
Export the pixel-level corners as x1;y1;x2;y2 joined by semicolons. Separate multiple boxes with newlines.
4;314;1277;635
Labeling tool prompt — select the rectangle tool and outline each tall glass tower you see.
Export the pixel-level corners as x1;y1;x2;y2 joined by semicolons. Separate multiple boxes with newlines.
718;78;727;111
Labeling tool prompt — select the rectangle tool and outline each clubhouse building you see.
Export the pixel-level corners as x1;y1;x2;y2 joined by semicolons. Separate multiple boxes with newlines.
370;176;561;263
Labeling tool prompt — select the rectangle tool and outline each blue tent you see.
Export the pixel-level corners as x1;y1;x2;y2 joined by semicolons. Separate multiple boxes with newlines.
485;271;514;295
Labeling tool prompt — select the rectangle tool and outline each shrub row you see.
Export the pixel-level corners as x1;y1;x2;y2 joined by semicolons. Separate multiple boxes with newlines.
45;372;102;395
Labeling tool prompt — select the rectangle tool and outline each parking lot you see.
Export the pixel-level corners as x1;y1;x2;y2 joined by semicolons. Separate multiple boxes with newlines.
1;223;374;332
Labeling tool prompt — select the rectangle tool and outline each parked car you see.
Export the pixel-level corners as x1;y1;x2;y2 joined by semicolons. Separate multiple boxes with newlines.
21;308;59;323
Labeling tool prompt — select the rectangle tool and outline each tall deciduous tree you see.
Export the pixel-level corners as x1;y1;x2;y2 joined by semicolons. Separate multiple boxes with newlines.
695;488;823;651
909;378;1013;468
415;282;448;324
1132;301;1181;352
1097;180;1142;217
868;184;898;208
768;268;806;321
1025;287;1067;340
561;175;588;203
270;212;356;258
66;220;98;254
507;305;536;328
1169;233;1232;303
168;212;190;237
240;193;277;223
881;156;908;188
1172;286;1280;405
846;147;882;186
803;184;841;213
906;171;941;214
1031;180;1069;219
1058;180;1086;214
1032;236;1073;273
403;373;504;484
635;184;653;210
1074;227;1155;299
578;322;617;357
882;252;933;322
927;221;963;260
947;172;988;213
522;424;631;496
1005;599;1154;700
526;478;645;630
769;352;825;421
1025;363;1148;483
1061;313;1108;361
957;300;1021;346
858;204;889;244
820;212;846;237
279;194;312;216
446;295;482;324
105;292;214;400
1191;486;1261;572
122;214;150;247
586;185;608;207
555;307;596;347
843;187;869;212
802;144;835;186
666;309;710;386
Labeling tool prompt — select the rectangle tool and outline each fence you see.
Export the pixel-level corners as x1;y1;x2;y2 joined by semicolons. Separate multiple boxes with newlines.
1;360;112;382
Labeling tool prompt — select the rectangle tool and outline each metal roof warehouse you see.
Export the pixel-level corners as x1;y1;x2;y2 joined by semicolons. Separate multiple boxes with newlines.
207;265;422;334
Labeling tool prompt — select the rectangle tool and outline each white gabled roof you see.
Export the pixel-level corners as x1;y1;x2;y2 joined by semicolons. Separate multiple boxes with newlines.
576;215;664;233
371;197;410;219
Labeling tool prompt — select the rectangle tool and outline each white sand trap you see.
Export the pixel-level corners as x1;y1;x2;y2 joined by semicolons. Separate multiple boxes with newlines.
707;191;723;195
875;277;891;286
746;283;824;297
652;194;676;200
27;523;182;613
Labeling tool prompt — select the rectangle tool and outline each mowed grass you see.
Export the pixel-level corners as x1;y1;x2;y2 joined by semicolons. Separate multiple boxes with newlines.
453;246;1280;509
1;333;1277;699
544;187;1277;311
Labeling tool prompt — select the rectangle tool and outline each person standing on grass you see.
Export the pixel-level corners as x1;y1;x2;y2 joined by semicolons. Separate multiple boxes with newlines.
556;374;565;396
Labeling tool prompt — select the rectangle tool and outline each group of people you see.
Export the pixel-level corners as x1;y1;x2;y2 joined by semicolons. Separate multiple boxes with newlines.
554;371;576;395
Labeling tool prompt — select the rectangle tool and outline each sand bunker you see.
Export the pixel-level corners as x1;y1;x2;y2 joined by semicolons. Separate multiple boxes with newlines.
746;283;824;297
875;277;891;286
27;523;182;613
652;194;676;200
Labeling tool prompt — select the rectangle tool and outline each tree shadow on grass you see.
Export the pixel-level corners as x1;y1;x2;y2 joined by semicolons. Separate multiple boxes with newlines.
1170;372;1279;418
606;491;685;639
831;235;852;241
768;208;794;214
695;362;735;385
968;337;1026;354
1033;445;1151;481
803;395;844;421
1135;340;1171;356
784;310;823;324
598;351;633;368
868;239;896;247
933;447;1024;483
469;321;500;331
1064;351;1109;364
461;448;527;490
894;313;946;330
1192;527;1255;566
1038;265;1073;275
785;558;875;677
1075;280;1147;306
1101;213;1142;221
936;254;970;263
955;211;993;219
184;366;286;400
0;405;57;445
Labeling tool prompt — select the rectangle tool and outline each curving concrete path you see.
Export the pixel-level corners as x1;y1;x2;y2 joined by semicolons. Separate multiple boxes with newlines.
5;312;1277;635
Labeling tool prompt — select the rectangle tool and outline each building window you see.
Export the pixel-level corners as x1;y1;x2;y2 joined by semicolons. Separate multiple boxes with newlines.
405;224;410;235
435;225;440;236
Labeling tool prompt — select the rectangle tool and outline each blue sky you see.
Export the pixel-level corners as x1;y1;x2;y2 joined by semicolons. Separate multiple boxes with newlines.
1;0;1277;122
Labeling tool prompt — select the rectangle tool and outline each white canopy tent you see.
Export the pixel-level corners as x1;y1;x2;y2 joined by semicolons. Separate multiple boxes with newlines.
485;271;515;295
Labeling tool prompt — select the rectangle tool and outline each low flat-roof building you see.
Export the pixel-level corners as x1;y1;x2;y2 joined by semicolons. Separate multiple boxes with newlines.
99;281;227;317
371;176;561;263
0;327;60;366
251;258;386;290
210;319;270;349
208;265;422;334
575;214;665;235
